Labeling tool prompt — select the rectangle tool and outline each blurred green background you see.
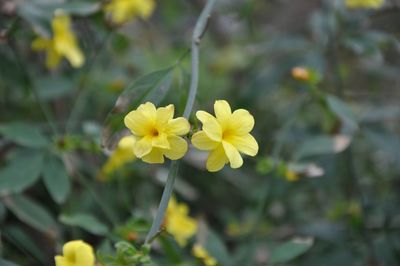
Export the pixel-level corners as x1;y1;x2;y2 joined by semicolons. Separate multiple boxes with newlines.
1;0;400;265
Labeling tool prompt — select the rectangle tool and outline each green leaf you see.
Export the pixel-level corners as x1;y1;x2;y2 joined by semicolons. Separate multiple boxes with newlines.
0;122;49;148
46;2;101;16
206;230;232;266
59;213;109;235
101;66;175;151
326;95;358;133
2;225;47;265
42;155;71;204
0;151;45;194
294;135;351;160
3;194;57;235
0;258;19;266
269;238;313;264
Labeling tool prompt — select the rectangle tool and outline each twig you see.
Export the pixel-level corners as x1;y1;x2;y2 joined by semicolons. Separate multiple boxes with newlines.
144;0;217;245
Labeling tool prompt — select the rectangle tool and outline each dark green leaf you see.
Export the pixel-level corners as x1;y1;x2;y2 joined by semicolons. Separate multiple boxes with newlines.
0;122;49;148
3;194;57;235
2;225;47;265
0;258;19;266
326;95;358;133
294;135;351;159
42;156;71;204
206;230;231;266
101;66;175;151
59;213;109;235
269;238;313;264
0;151;45;194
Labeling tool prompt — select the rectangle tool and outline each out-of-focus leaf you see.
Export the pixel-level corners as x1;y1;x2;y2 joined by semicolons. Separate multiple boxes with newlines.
59;213;109;235
326;95;358;133
35;76;73;100
0;122;49;148
2;225;47;265
0;258;19;266
206;230;231;266
0;151;45;194
45;2;101;16
0;202;6;223
3;195;57;236
42;156;71;204
294;135;351;159
16;2;51;37
101;66;175;151
269;237;314;264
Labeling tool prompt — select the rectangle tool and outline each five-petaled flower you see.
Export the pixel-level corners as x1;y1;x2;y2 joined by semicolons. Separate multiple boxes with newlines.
192;100;258;172
345;0;384;8
124;102;190;164
55;240;95;266
32;11;84;69
164;197;198;247
105;0;155;24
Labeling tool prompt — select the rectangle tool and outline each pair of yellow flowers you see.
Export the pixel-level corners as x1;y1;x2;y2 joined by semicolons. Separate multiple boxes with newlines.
120;100;258;172
32;0;155;69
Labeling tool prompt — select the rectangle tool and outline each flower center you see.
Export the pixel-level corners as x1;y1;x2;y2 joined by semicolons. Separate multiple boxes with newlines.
150;128;159;137
222;128;233;140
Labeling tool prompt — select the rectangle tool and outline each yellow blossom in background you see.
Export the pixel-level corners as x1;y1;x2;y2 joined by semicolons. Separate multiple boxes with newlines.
345;0;384;8
192;244;218;266
285;169;300;182
291;67;310;81
55;240;95;266
192;100;258;172
164;197;197;246
124;102;190;164
105;0;155;24
32;12;84;69
101;135;136;176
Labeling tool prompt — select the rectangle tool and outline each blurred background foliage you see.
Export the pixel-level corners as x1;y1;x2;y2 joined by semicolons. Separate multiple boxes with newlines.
1;0;400;265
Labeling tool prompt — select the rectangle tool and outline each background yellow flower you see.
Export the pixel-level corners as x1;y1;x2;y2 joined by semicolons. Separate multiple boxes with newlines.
345;0;384;8
101;135;136;177
32;12;84;69
55;240;94;266
192;100;258;172
192;244;218;266
164;197;197;246
105;0;155;24
124;102;190;164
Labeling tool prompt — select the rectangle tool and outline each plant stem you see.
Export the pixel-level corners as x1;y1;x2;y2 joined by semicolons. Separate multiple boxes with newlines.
144;0;217;245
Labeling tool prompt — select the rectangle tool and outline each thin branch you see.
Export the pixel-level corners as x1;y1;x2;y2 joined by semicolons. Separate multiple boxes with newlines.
144;0;217;245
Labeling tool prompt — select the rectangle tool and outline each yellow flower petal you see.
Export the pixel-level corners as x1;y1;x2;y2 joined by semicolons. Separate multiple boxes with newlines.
137;102;157;120
63;47;84;67
214;100;231;128
61;240;94;266
191;131;219;150
31;38;52;51
54;256;68;266
227;134;258;156
156;104;174;126
163;136;187;160
230;109;255;135
152;132;170;149
134;136;153;157
196;111;222;142
142;147;164;163
222;141;243;169
124;110;152;136
166;117;190;135
206;144;228;172
46;48;62;69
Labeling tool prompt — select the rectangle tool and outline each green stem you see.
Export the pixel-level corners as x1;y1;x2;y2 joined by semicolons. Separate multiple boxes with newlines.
144;0;217;245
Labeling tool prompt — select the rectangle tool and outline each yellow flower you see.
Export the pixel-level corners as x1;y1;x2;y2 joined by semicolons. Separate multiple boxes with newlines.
345;0;384;8
32;12;84;69
192;244;218;266
124;102;190;164
164;197;197;247
105;0;155;24
291;67;310;81
192;100;258;172
285;169;300;182
55;240;95;266
101;135;136;176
